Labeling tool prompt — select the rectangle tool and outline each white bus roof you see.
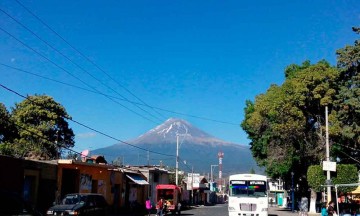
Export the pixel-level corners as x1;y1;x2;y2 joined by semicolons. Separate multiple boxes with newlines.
229;174;267;181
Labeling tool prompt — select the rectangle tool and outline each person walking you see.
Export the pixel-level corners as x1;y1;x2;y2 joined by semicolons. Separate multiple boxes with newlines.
321;203;328;216
156;198;164;216
177;202;181;215
146;198;152;216
327;201;335;216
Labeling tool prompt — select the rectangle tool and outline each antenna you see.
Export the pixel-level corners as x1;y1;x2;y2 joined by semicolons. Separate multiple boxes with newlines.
218;151;224;192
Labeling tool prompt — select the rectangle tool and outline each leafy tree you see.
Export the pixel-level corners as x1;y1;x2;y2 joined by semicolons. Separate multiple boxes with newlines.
332;164;358;192
64;150;78;160
242;60;339;181
0;103;16;142
332;27;360;165
167;167;185;186
307;165;326;192
307;164;358;213
308;164;358;193
8;95;75;159
0;103;18;154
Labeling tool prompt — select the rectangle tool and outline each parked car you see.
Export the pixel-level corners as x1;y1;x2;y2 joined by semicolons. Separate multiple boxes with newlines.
0;190;43;216
46;193;108;216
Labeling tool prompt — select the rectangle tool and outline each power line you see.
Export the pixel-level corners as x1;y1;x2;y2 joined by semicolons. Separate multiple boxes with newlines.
1;3;239;126
0;26;159;124
0;62;239;126
0;83;175;158
13;0;168;121
338;150;360;165
1;116;88;160
0;7;164;123
180;156;195;173
335;142;360;152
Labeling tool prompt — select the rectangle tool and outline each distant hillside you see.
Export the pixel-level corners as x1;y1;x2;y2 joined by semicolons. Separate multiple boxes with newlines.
92;118;263;176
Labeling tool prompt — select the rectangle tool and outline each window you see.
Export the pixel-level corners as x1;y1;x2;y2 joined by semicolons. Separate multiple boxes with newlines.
154;173;159;182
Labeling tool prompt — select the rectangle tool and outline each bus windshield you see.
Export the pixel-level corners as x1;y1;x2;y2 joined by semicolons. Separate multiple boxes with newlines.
229;180;267;197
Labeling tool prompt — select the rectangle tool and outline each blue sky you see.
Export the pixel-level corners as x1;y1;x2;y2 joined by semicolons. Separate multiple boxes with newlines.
0;0;359;153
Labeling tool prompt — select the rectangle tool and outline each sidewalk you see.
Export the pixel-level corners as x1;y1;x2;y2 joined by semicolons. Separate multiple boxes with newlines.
269;206;321;216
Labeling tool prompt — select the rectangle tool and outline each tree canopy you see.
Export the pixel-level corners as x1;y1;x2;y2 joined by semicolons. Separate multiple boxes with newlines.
242;60;339;180
241;27;360;184
332;27;360;164
0;103;16;141
307;164;358;193
0;95;75;159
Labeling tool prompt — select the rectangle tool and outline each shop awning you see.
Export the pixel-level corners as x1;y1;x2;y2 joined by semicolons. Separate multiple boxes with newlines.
126;174;149;185
352;185;360;194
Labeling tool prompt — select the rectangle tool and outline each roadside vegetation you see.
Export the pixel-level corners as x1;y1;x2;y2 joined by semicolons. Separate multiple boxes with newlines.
241;27;359;189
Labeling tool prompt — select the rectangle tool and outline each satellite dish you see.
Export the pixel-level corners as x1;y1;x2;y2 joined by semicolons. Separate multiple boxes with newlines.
81;149;89;158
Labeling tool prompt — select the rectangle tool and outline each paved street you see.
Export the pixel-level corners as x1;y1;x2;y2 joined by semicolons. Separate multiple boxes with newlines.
111;204;321;216
269;206;303;216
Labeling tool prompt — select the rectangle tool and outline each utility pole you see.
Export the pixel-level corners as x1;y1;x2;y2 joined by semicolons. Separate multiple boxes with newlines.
176;134;179;186
191;165;194;205
291;172;294;212
325;106;331;203
147;150;150;166
211;165;218;182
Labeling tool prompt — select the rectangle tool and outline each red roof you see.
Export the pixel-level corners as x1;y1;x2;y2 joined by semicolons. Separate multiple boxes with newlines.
156;184;180;190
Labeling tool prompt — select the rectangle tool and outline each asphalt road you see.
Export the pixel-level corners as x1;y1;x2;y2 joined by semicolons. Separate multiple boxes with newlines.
177;204;319;216
180;204;301;216
112;204;320;216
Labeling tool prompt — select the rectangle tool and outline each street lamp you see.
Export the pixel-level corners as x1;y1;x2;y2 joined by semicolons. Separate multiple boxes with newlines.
176;134;179;186
291;172;294;212
210;165;218;182
176;133;189;186
325;106;332;203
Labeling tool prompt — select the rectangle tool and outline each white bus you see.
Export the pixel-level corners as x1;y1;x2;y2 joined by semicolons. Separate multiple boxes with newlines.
228;173;268;216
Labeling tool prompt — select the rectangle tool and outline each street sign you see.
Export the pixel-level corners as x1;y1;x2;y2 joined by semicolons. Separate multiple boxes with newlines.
323;161;336;172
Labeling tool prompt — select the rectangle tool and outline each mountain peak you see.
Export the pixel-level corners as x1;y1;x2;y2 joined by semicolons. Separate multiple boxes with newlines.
153;118;193;138
92;118;261;175
129;118;227;145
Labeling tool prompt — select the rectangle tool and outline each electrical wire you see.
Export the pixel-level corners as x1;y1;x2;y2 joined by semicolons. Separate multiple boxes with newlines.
338;150;360;165
0;26;160;124
0;62;240;126
179;156;195;173
0;8;164;123
0;83;175;157
1;116;89;160
13;0;168;120
335;142;360;152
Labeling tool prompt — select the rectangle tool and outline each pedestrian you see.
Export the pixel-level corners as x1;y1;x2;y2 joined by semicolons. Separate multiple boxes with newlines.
163;200;168;215
156;198;164;216
177;202;181;215
321;203;328;216
54;187;61;204
146;198;152;216
327;200;335;216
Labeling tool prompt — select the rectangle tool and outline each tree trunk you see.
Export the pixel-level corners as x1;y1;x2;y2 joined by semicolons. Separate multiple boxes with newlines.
309;188;317;213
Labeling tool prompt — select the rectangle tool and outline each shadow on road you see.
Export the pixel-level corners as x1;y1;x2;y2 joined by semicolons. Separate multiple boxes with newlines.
269;206;298;216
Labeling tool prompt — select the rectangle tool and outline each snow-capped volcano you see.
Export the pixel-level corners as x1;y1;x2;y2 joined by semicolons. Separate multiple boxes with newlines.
92;118;262;175
129;118;233;146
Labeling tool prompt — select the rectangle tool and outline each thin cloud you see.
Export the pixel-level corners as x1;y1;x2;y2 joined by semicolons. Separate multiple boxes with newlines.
77;132;97;139
10;58;15;62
